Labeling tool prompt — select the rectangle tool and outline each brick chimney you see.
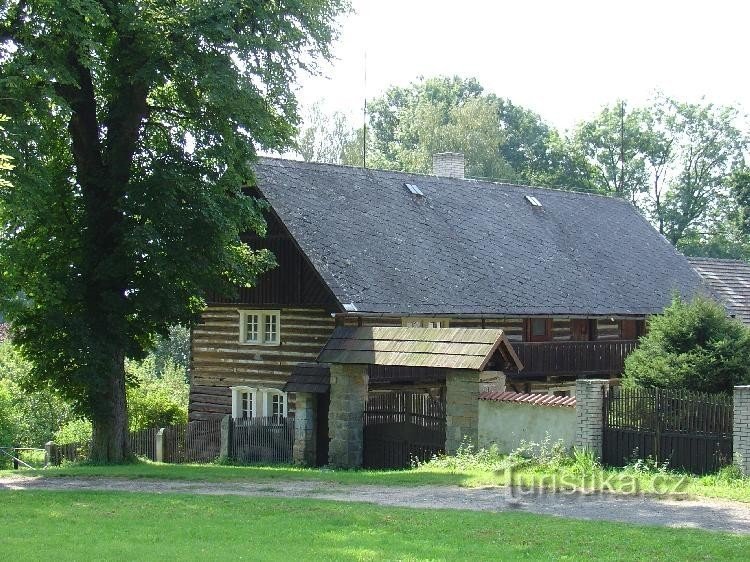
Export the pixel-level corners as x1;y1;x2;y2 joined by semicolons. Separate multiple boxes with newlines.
432;152;465;179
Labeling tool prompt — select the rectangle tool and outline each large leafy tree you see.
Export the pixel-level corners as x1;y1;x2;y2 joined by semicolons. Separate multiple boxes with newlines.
0;0;346;462
364;75;593;187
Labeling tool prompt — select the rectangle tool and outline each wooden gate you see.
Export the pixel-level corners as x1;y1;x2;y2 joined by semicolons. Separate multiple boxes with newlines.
363;392;445;469
602;387;733;474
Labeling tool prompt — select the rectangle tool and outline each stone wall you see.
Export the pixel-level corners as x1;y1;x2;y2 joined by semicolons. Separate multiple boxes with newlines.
574;379;609;459
327;363;368;468
445;370;480;453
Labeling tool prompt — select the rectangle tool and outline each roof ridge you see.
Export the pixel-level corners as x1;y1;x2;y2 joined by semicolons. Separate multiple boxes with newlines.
255;156;630;202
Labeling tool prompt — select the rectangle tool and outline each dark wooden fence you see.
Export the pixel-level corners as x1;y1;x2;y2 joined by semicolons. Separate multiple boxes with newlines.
603;387;733;474
129;427;158;461
363;392;446;469
513;340;637;376
230;416;294;463
163;419;222;464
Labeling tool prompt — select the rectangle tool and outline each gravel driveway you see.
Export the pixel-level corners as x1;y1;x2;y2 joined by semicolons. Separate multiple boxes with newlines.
3;475;750;534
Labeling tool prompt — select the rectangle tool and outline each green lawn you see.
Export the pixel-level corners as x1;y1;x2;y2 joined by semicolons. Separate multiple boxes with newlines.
1;490;747;561
5;459;750;503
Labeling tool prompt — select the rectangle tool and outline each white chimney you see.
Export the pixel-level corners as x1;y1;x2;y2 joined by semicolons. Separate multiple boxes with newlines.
432;152;465;179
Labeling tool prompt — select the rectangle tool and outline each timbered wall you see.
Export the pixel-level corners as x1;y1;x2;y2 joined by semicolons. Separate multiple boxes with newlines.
189;304;647;420
189;307;335;421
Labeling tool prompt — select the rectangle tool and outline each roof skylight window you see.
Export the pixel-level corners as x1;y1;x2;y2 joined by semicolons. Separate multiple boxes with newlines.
524;195;542;207
405;183;424;197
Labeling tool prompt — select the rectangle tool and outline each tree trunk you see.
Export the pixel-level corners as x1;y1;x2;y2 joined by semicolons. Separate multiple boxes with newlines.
90;351;129;463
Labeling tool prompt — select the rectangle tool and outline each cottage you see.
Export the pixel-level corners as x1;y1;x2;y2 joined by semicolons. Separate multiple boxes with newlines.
188;153;704;467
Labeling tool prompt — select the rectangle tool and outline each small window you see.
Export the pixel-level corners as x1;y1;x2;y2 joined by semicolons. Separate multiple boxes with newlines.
239;310;280;346
402;318;449;328
524;195;542;207
232;387;287;420
525;318;551;341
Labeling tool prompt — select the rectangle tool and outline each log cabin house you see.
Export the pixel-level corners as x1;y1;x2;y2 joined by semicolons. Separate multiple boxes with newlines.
188;153;705;429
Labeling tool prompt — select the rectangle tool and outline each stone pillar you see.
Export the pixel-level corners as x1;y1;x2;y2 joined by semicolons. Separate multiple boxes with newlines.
220;415;232;460
734;386;750;476
327;364;368;468
574;379;609;459
293;392;317;466
445;370;481;454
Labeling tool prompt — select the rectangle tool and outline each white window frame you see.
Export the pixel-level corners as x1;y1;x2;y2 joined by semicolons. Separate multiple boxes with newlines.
239;310;280;346
401;318;449;328
231;386;258;419
231;386;288;420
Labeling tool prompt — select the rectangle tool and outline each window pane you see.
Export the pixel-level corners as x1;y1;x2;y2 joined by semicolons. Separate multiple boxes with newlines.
245;314;259;342
271;393;285;423
531;319;547;337
264;313;278;343
240;391;253;419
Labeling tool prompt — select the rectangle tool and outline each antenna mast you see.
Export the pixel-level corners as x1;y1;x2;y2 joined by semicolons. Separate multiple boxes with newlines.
619;100;625;196
362;50;367;169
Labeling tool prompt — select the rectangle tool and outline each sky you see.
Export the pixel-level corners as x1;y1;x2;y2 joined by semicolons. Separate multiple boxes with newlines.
295;0;750;133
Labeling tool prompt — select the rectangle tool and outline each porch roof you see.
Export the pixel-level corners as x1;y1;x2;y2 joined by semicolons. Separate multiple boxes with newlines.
317;326;522;371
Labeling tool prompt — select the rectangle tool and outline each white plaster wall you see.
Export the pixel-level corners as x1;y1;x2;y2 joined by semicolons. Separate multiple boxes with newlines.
478;401;576;453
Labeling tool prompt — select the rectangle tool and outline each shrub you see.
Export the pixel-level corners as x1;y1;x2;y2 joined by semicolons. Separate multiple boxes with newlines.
622;295;750;393
0;342;75;446
54;418;92;445
126;356;188;431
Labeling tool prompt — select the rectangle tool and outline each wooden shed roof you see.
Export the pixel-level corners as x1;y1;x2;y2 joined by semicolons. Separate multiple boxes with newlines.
317;327;522;371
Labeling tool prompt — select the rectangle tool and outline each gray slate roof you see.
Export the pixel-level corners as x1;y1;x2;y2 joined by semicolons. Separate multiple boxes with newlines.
253;158;704;316
688;257;750;324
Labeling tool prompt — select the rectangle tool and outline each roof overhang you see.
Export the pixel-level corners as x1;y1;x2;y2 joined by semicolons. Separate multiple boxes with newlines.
317;326;523;371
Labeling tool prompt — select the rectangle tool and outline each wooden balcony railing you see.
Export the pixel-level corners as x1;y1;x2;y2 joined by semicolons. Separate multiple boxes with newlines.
510;340;638;377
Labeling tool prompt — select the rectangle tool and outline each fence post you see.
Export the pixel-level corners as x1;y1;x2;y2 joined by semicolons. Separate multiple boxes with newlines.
220;415;232;460
574;379;609;460
44;441;58;467
733;386;750;476
155;428;165;463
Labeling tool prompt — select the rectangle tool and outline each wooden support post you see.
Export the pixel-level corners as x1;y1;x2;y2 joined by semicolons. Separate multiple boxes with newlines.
220;415;232;460
12;444;19;470
155;428;165;463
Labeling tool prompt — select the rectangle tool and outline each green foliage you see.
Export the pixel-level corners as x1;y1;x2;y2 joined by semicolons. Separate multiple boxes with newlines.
54;418;93;445
126;356;188;431
150;325;190;377
363;75;592;188
0;342;75;446
623;296;750;393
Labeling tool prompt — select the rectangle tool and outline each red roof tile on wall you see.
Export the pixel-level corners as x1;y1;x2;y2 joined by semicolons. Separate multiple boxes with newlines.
479;391;576;408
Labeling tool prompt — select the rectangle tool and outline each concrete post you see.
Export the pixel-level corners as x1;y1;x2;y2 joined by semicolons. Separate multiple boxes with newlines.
293;393;317;466
219;414;233;460
733;386;750;476
445;370;481;454
327;363;368;468
155;428;165;463
574;379;609;459
44;441;57;467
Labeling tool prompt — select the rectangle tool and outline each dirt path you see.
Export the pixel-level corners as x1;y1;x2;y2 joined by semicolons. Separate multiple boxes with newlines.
3;474;750;534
